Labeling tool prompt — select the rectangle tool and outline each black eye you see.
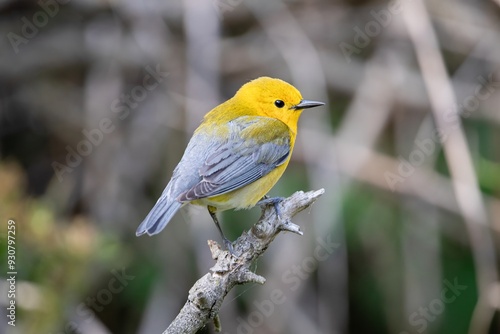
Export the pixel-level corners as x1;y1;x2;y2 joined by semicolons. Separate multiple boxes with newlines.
274;100;285;108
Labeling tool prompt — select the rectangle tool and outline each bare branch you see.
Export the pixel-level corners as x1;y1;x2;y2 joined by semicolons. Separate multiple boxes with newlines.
163;189;325;334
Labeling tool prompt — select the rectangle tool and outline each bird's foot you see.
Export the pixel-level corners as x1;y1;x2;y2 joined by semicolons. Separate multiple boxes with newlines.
222;237;235;255
257;196;285;218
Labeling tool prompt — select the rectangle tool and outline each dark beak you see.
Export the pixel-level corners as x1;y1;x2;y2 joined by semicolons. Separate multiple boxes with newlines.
292;99;325;110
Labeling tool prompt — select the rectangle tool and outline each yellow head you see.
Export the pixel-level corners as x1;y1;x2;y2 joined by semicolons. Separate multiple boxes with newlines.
232;77;324;133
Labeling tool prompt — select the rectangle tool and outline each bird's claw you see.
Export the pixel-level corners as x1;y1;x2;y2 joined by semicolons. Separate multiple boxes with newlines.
223;237;236;256
257;196;285;218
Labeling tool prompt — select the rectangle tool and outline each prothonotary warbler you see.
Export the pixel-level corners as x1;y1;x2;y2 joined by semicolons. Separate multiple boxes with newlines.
136;77;324;251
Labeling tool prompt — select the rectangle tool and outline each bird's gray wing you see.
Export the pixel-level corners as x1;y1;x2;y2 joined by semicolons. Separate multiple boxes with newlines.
178;116;291;202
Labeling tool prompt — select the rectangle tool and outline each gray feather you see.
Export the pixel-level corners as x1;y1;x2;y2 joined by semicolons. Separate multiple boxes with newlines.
178;117;290;202
136;115;291;236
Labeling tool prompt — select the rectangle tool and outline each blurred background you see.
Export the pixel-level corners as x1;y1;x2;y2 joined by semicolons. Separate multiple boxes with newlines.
0;0;499;333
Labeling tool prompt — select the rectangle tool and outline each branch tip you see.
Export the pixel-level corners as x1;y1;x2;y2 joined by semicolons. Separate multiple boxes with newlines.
208;240;224;259
279;221;303;235
239;269;266;285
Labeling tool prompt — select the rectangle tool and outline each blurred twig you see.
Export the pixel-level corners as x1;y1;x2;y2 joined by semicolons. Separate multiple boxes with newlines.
402;2;499;334
301;130;500;233
163;189;324;334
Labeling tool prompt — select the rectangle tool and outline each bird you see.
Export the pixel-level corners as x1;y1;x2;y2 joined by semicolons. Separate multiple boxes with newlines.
136;76;324;251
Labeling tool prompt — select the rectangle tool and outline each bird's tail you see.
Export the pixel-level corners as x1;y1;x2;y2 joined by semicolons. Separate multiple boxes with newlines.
136;195;183;236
